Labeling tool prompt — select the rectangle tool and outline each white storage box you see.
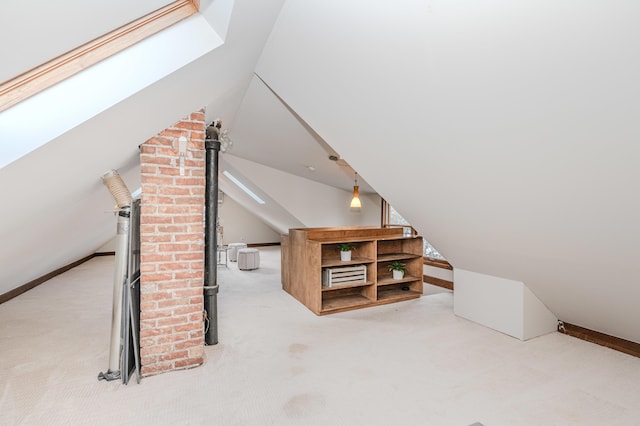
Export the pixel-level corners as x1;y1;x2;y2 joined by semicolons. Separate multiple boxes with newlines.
322;265;367;288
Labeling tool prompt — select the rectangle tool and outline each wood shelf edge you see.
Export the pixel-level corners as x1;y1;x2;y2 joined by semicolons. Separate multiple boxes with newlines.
322;281;374;291
377;275;421;286
321;257;375;267
377;253;422;262
319;292;421;315
377;289;422;302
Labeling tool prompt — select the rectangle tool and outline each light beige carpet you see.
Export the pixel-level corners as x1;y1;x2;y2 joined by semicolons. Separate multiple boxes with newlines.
1;247;639;425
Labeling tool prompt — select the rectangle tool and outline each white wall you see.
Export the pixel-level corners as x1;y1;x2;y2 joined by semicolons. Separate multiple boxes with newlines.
423;265;453;282
218;194;281;245
523;286;560;341
96;238;116;253
255;0;640;343
454;269;557;341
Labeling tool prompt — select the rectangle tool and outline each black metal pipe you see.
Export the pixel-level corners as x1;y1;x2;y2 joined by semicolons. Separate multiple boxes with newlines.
204;137;221;345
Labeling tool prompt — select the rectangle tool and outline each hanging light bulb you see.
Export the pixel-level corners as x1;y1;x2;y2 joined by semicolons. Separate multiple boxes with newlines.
350;172;361;211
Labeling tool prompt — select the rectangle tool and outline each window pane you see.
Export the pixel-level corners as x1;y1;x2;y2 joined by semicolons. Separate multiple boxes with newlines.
389;206;445;260
423;241;445;260
389;206;410;225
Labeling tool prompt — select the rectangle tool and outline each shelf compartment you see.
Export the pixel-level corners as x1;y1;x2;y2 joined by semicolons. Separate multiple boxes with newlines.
321;240;375;265
323;264;367;288
376;274;421;286
322;256;375;268
377;287;422;302
322;294;372;312
321;286;374;312
322;281;374;292
377;253;422;262
377;238;423;259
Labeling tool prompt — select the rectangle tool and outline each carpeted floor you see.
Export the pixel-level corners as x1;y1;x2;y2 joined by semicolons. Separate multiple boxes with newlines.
1;246;639;425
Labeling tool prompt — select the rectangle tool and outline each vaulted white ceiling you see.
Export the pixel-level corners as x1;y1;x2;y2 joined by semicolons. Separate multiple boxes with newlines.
229;75;374;193
1;0;639;345
254;0;640;343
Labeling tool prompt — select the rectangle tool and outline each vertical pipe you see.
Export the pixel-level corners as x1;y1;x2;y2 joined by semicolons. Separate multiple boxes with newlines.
204;138;220;345
99;168;132;382
98;207;129;381
113;208;130;369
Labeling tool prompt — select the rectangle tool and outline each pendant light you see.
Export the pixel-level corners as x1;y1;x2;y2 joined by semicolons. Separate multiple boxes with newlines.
350;172;361;211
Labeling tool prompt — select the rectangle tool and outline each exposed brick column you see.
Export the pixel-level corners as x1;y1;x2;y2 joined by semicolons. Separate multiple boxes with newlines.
139;110;206;376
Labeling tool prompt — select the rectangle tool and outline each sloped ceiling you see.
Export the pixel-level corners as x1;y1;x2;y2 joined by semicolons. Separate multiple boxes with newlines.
229;75;374;194
254;0;640;343
220;154;380;231
1;0;639;347
0;0;288;295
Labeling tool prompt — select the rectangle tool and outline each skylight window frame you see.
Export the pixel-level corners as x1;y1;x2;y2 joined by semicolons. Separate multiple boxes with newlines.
0;0;199;112
222;170;266;205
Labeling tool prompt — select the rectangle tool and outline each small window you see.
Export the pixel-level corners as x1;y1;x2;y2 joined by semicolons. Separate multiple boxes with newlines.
382;200;446;260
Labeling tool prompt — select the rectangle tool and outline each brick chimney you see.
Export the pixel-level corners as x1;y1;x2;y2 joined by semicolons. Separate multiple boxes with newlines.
138;110;206;376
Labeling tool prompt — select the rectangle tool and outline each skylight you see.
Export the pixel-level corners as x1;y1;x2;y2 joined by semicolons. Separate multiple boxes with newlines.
222;170;266;204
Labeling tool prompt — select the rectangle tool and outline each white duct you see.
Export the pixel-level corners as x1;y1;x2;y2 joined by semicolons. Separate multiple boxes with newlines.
101;169;132;208
98;169;132;382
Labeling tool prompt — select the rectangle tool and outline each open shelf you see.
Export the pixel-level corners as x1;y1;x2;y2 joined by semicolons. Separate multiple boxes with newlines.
282;227;423;315
322;281;374;291
322;294;372;312
377;253;422;262
376;275;421;286
377;288;422;302
322;256;374;267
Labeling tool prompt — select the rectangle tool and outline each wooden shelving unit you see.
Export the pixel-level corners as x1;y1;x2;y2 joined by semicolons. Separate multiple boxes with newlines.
281;227;424;315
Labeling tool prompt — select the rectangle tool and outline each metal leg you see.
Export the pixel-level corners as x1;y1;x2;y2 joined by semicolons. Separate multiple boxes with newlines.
217;246;228;267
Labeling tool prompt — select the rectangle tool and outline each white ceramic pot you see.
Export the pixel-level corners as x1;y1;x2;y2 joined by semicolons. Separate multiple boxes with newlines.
340;250;352;261
392;270;404;280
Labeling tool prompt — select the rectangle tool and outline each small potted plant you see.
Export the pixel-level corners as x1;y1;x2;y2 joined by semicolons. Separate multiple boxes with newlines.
388;261;407;280
337;243;356;261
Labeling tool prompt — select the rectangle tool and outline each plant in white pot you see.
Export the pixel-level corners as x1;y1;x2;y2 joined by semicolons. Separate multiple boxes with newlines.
337;243;356;261
388;261;407;280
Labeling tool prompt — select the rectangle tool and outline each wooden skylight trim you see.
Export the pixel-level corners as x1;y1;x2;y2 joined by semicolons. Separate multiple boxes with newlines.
0;0;199;112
